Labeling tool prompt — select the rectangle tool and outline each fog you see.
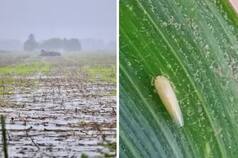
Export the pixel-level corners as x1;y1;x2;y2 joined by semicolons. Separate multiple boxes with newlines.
0;0;116;51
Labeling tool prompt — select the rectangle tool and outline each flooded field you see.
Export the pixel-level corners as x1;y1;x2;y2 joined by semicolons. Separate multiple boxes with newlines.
0;54;116;158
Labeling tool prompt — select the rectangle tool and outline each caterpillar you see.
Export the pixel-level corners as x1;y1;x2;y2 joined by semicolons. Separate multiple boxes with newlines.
154;76;184;127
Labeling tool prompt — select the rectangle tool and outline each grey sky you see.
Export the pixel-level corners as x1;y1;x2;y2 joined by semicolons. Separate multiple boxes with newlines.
0;0;116;42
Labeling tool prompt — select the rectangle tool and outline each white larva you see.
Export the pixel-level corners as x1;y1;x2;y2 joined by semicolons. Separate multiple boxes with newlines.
154;76;184;127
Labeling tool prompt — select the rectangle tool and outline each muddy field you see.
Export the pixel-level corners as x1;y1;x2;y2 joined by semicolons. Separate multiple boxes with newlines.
0;55;116;158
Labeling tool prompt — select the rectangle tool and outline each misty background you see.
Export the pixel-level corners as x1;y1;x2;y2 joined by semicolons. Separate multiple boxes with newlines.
0;0;116;52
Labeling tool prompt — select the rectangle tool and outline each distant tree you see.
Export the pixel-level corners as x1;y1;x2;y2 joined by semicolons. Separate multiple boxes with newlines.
64;38;81;51
40;38;64;51
23;34;38;51
39;38;81;52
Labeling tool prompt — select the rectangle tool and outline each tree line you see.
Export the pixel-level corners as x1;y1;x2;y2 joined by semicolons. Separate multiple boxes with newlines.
24;34;81;52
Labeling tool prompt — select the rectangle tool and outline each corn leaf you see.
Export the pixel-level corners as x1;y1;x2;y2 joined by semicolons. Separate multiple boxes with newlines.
120;0;238;157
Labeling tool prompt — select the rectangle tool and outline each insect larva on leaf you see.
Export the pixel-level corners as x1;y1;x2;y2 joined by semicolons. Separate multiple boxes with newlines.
154;76;184;127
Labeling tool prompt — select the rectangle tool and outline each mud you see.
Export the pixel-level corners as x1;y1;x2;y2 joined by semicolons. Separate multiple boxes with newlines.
0;73;116;158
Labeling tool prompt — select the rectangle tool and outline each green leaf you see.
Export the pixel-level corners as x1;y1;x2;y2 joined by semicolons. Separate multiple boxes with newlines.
120;0;238;157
